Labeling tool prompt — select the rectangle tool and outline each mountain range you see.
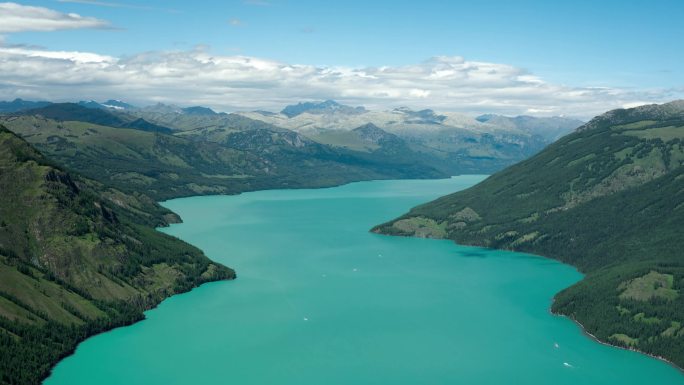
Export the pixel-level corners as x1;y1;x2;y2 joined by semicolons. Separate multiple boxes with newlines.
0;99;52;114
0;96;680;382
374;100;684;367
239;100;582;139
0;100;583;200
140;99;582;173
238;100;583;173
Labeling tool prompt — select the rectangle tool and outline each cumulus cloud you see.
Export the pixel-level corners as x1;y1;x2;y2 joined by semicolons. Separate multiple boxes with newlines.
0;2;110;33
0;45;679;117
0;46;115;63
57;0;179;13
57;0;126;7
0;2;116;34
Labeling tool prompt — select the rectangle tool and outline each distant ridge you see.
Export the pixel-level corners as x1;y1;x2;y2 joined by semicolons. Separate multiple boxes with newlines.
1;98;586;183
476;114;585;141
19;103;173;134
0;98;52;113
281;100;367;117
181;106;217;116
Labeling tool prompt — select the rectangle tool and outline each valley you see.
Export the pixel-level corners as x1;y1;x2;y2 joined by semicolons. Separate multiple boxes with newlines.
0;99;581;200
0;98;681;383
0;2;681;384
44;177;684;385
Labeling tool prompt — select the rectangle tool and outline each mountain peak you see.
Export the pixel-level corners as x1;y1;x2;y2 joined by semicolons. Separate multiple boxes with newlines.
181;106;217;116
475;114;497;123
142;103;183;114
0;124;47;165
352;123;396;144
352;122;382;133
26;102;125;126
0;98;52;113
393;106;413;113
392;107;446;124
578;100;684;133
102;99;137;110
76;99;136;111
475;113;583;141
281;100;367;118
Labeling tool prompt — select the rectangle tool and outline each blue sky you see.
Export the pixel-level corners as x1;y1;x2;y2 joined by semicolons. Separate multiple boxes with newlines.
1;0;683;116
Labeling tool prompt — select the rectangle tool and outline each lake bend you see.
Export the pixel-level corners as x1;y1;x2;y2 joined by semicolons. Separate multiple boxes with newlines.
45;176;684;385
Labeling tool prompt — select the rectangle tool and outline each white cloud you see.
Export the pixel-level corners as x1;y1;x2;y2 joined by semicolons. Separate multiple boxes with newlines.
57;0;179;13
57;0;124;7
0;45;680;117
621;101;653;109
0;46;114;63
0;2;110;33
228;18;244;26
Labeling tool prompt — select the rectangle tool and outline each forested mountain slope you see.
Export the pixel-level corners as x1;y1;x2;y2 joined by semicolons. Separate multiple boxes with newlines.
0;111;446;201
374;101;684;367
1;100;584;197
0;126;234;384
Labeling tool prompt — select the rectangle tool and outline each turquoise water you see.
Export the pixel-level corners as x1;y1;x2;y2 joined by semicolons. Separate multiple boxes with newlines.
45;176;684;385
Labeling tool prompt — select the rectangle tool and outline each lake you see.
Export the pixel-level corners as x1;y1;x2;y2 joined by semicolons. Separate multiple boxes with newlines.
45;176;684;384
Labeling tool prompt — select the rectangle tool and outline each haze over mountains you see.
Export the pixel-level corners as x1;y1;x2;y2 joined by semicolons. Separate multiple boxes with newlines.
238;99;582;139
0;102;439;199
0;98;584;183
0;98;583;138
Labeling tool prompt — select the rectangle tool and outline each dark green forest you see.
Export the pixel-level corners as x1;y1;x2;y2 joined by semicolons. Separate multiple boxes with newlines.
375;101;684;367
0;126;234;384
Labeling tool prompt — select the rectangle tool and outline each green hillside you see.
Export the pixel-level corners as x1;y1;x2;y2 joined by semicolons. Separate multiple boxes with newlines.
20;103;173;134
0;126;234;384
3;102;574;202
374;101;684;367
132;105;275;132
0;114;445;201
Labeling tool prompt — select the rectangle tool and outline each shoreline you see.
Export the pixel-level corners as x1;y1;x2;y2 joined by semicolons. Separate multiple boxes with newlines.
553;310;684;373
46;176;450;383
42;176;469;383
41;272;234;383
372;229;684;374
158;174;473;205
157;174;463;203
45;176;683;382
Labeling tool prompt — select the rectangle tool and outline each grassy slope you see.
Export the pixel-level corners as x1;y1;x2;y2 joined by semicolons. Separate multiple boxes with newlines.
0;126;234;385
374;101;684;367
19;103;173;134
138;106;551;177
0;115;446;201
398;128;550;174
306;129;381;152
304;124;552;175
